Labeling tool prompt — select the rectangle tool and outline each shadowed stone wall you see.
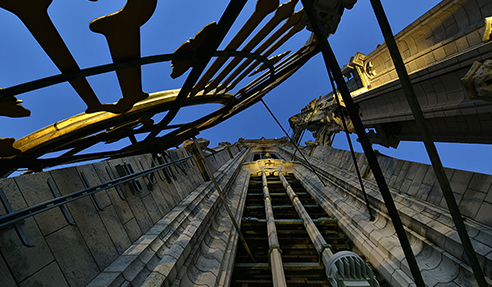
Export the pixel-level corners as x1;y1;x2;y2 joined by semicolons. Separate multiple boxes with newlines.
0;145;241;287
280;145;492;286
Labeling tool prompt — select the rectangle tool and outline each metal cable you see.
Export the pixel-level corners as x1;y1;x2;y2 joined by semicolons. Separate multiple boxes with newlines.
260;98;326;187
326;69;375;221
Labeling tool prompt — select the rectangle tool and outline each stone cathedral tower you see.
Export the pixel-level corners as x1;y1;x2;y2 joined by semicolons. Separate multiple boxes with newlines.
1;0;492;286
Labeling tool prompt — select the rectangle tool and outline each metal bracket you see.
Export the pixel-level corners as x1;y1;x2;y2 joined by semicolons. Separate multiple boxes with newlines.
116;163;143;194
80;171;105;211
139;160;156;188
47;177;75;225
151;156;166;182
105;166;126;200
0;188;33;247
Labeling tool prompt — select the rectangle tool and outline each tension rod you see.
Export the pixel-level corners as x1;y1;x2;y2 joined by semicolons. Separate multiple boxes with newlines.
327;71;374;221
300;0;425;285
260;99;327;187
369;1;487;286
192;137;256;263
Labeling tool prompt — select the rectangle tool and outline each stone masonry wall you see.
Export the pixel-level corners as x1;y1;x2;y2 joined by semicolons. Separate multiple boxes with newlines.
280;145;492;286
362;0;491;91
0;145;239;287
310;145;492;228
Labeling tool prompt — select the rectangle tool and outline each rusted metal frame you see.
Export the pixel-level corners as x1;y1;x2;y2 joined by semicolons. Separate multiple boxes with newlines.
0;188;33;247
0;157;191;231
369;1;487;286
202;2;300;95
216;10;305;94
277;172;333;265
0;45;315;176
144;0;248;142
223;17;306;93
261;171;288;287
328;77;375;221
192;137;256;263
260;99;327;187
191;0;287;98
300;0;425;285
0;50;271;101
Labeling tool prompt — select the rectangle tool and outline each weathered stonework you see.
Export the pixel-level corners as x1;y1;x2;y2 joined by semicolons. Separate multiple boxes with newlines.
292;0;492;147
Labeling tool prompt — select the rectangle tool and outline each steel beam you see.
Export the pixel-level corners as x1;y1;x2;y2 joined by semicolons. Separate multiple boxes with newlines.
369;1;487;286
300;0;425;285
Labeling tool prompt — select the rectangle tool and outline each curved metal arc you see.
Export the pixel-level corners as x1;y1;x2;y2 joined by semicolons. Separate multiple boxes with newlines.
11;91;233;160
0;51;273;101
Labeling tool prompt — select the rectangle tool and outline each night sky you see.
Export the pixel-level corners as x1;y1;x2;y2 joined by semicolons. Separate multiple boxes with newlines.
1;0;490;175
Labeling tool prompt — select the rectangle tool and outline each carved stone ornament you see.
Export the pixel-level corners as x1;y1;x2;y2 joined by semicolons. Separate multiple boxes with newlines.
461;60;492;101
289;94;355;147
484;17;492;42
302;0;357;35
182;137;210;152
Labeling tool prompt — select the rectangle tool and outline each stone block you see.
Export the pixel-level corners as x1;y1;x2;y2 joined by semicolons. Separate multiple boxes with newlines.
0;250;17;287
141;272;166;287
46;226;100;287
105;255;138;273
390;269;414;287
19;261;69;287
50;167;119;270
86;272;124;287
449;170;473;195
417;184;433;201
475;201;492;228
468;173;492;193
125;192;154;234
141;194;162;224
14;172;70;236
124;218;143;242
100;205;132;254
421;166;436;186
0;178;55;283
426;185;443;205
460;188;487;219
76;165;112;208
92;161;135;224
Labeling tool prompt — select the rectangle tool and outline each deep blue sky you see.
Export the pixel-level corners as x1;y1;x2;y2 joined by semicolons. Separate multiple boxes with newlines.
1;0;490;175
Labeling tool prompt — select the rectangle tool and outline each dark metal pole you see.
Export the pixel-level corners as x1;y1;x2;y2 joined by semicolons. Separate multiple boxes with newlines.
330;83;375;221
145;0;248;141
300;0;425;285
369;1;487;285
192;137;256;263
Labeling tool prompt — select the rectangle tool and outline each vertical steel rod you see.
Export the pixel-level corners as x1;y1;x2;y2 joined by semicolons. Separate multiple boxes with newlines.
261;171;287;287
192;137;256;263
330;78;375;221
369;1;487;286
300;0;425;285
